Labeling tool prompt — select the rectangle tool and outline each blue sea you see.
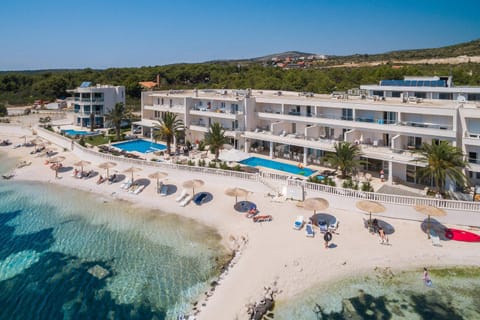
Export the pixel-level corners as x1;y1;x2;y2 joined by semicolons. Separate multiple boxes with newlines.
0;152;229;319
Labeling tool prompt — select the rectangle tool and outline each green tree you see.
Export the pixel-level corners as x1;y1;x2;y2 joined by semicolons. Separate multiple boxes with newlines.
153;112;184;155
0;103;6;117
204;122;229;161
323;141;363;178
105;102;124;140
413;141;468;194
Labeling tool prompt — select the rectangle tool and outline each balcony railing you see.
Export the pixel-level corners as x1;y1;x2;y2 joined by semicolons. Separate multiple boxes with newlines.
399;121;451;130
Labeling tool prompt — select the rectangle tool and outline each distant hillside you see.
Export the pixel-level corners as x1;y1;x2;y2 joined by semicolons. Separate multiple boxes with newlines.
208;51;317;64
323;39;480;65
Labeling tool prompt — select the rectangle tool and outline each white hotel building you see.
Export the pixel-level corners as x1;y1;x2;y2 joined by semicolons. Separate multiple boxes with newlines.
137;76;480;189
69;82;125;128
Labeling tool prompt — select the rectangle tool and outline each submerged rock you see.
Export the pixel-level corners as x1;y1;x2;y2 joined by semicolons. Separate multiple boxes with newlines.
87;265;109;279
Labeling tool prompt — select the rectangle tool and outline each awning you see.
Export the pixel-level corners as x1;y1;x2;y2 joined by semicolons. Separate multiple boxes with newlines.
132;119;158;128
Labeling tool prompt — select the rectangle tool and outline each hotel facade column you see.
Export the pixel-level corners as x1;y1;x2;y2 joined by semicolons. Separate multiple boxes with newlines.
388;159;393;185
244;138;249;153
303;147;308;165
269;141;273;158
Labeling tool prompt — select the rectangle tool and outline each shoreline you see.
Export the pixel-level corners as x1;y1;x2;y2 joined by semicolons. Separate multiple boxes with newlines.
1;131;480;319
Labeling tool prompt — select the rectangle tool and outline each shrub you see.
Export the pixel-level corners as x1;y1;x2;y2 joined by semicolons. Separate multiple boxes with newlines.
187;160;195;166
208;161;217;168
361;181;374;192
78;136;86;147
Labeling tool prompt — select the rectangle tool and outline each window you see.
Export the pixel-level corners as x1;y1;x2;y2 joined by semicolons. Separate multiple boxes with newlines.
391;91;401;98
342;108;353;121
373;90;384;97
468;94;480;101
439;93;452;100
469;152;477;164
414;92;426;99
477;172;480;179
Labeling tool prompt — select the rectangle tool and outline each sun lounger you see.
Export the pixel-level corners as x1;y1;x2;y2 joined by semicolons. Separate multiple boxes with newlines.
294;216;304;230
430;229;442;247
176;189;187;202
329;219;339;232
121;179;132;190
179;194;192;207
318;220;328;233
193;193;207;205
133;185;145;195
306;222;314;237
160;184;168;196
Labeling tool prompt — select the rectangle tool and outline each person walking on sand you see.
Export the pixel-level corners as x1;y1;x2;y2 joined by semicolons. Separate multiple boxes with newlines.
324;231;332;249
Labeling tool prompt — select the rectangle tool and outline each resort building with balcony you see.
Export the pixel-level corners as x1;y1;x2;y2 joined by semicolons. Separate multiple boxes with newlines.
69;82;125;128
137;76;480;189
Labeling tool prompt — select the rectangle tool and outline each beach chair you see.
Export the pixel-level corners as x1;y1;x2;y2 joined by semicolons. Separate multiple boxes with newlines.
121;179;132;190
318;220;328;233
179;195;192;207
176;189;187;202
294;216;304;230
306;222;315;237
430;229;442;247
329;219;339;232
133;185;145;195
193;193;207;205
160;184;168;196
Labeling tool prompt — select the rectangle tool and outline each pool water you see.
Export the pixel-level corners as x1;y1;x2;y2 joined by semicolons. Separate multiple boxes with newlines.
239;157;316;176
62;129;99;136
113;139;167;153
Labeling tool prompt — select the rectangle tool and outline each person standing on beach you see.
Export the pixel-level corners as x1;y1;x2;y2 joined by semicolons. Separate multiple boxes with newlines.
423;267;432;286
324;231;332;249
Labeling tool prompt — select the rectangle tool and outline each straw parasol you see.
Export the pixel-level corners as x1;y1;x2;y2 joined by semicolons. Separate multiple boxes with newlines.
183;179;204;195
414;205;447;239
302;197;329;214
48;156;65;178
48;156;65;163
356;200;386;222
148;171;169;188
74;160;91;172
98;162;117;177
225;187;250;204
124;167;142;181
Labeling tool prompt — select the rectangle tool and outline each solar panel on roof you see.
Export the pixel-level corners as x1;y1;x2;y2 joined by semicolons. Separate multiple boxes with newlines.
80;81;91;88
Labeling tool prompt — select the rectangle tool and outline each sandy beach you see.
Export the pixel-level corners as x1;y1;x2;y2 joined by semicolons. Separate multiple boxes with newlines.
1;126;480;319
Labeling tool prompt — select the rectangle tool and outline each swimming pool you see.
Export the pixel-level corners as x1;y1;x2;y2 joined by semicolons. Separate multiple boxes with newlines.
62;129;99;136
113;139;167;153
239;157;316;176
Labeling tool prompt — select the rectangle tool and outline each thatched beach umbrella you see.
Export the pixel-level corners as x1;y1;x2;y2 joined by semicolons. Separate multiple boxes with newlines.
414;205;446;239
225;187;250;204
19;135;29;144
74;160;91;173
302;197;329;215
183;179;204;195
98;162;117;177
124;167;142;182
356;200;386;222
148;171;168;188
48;156;65;178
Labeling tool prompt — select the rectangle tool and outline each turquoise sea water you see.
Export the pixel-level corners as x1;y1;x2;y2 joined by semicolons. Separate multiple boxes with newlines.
0;153;228;319
275;267;480;319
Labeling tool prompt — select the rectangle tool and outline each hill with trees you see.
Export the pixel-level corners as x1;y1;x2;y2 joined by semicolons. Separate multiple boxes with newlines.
1;39;479;108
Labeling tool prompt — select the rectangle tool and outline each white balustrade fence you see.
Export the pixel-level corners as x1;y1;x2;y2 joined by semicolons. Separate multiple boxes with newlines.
5;125;478;213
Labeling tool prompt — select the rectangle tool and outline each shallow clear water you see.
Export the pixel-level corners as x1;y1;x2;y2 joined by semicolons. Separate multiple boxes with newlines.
0;152;229;319
274;267;480;319
239;156;316;176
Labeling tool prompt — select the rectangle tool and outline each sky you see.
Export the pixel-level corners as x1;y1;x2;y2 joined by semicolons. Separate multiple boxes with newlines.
0;0;479;70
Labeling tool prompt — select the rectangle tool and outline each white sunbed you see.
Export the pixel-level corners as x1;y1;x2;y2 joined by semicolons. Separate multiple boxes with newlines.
160;184;168;196
329;219;339;232
305;222;315;237
294;216;304;230
133;185;145;195
176;189;188;202
121;179;132;190
179;194;192;207
430;229;442;247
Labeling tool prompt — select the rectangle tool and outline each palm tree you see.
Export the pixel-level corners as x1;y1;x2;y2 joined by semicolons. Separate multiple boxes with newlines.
153;112;184;155
413;141;468;194
105;102;124;140
89;112;95;132
204;122;229;161
323;141;363;178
